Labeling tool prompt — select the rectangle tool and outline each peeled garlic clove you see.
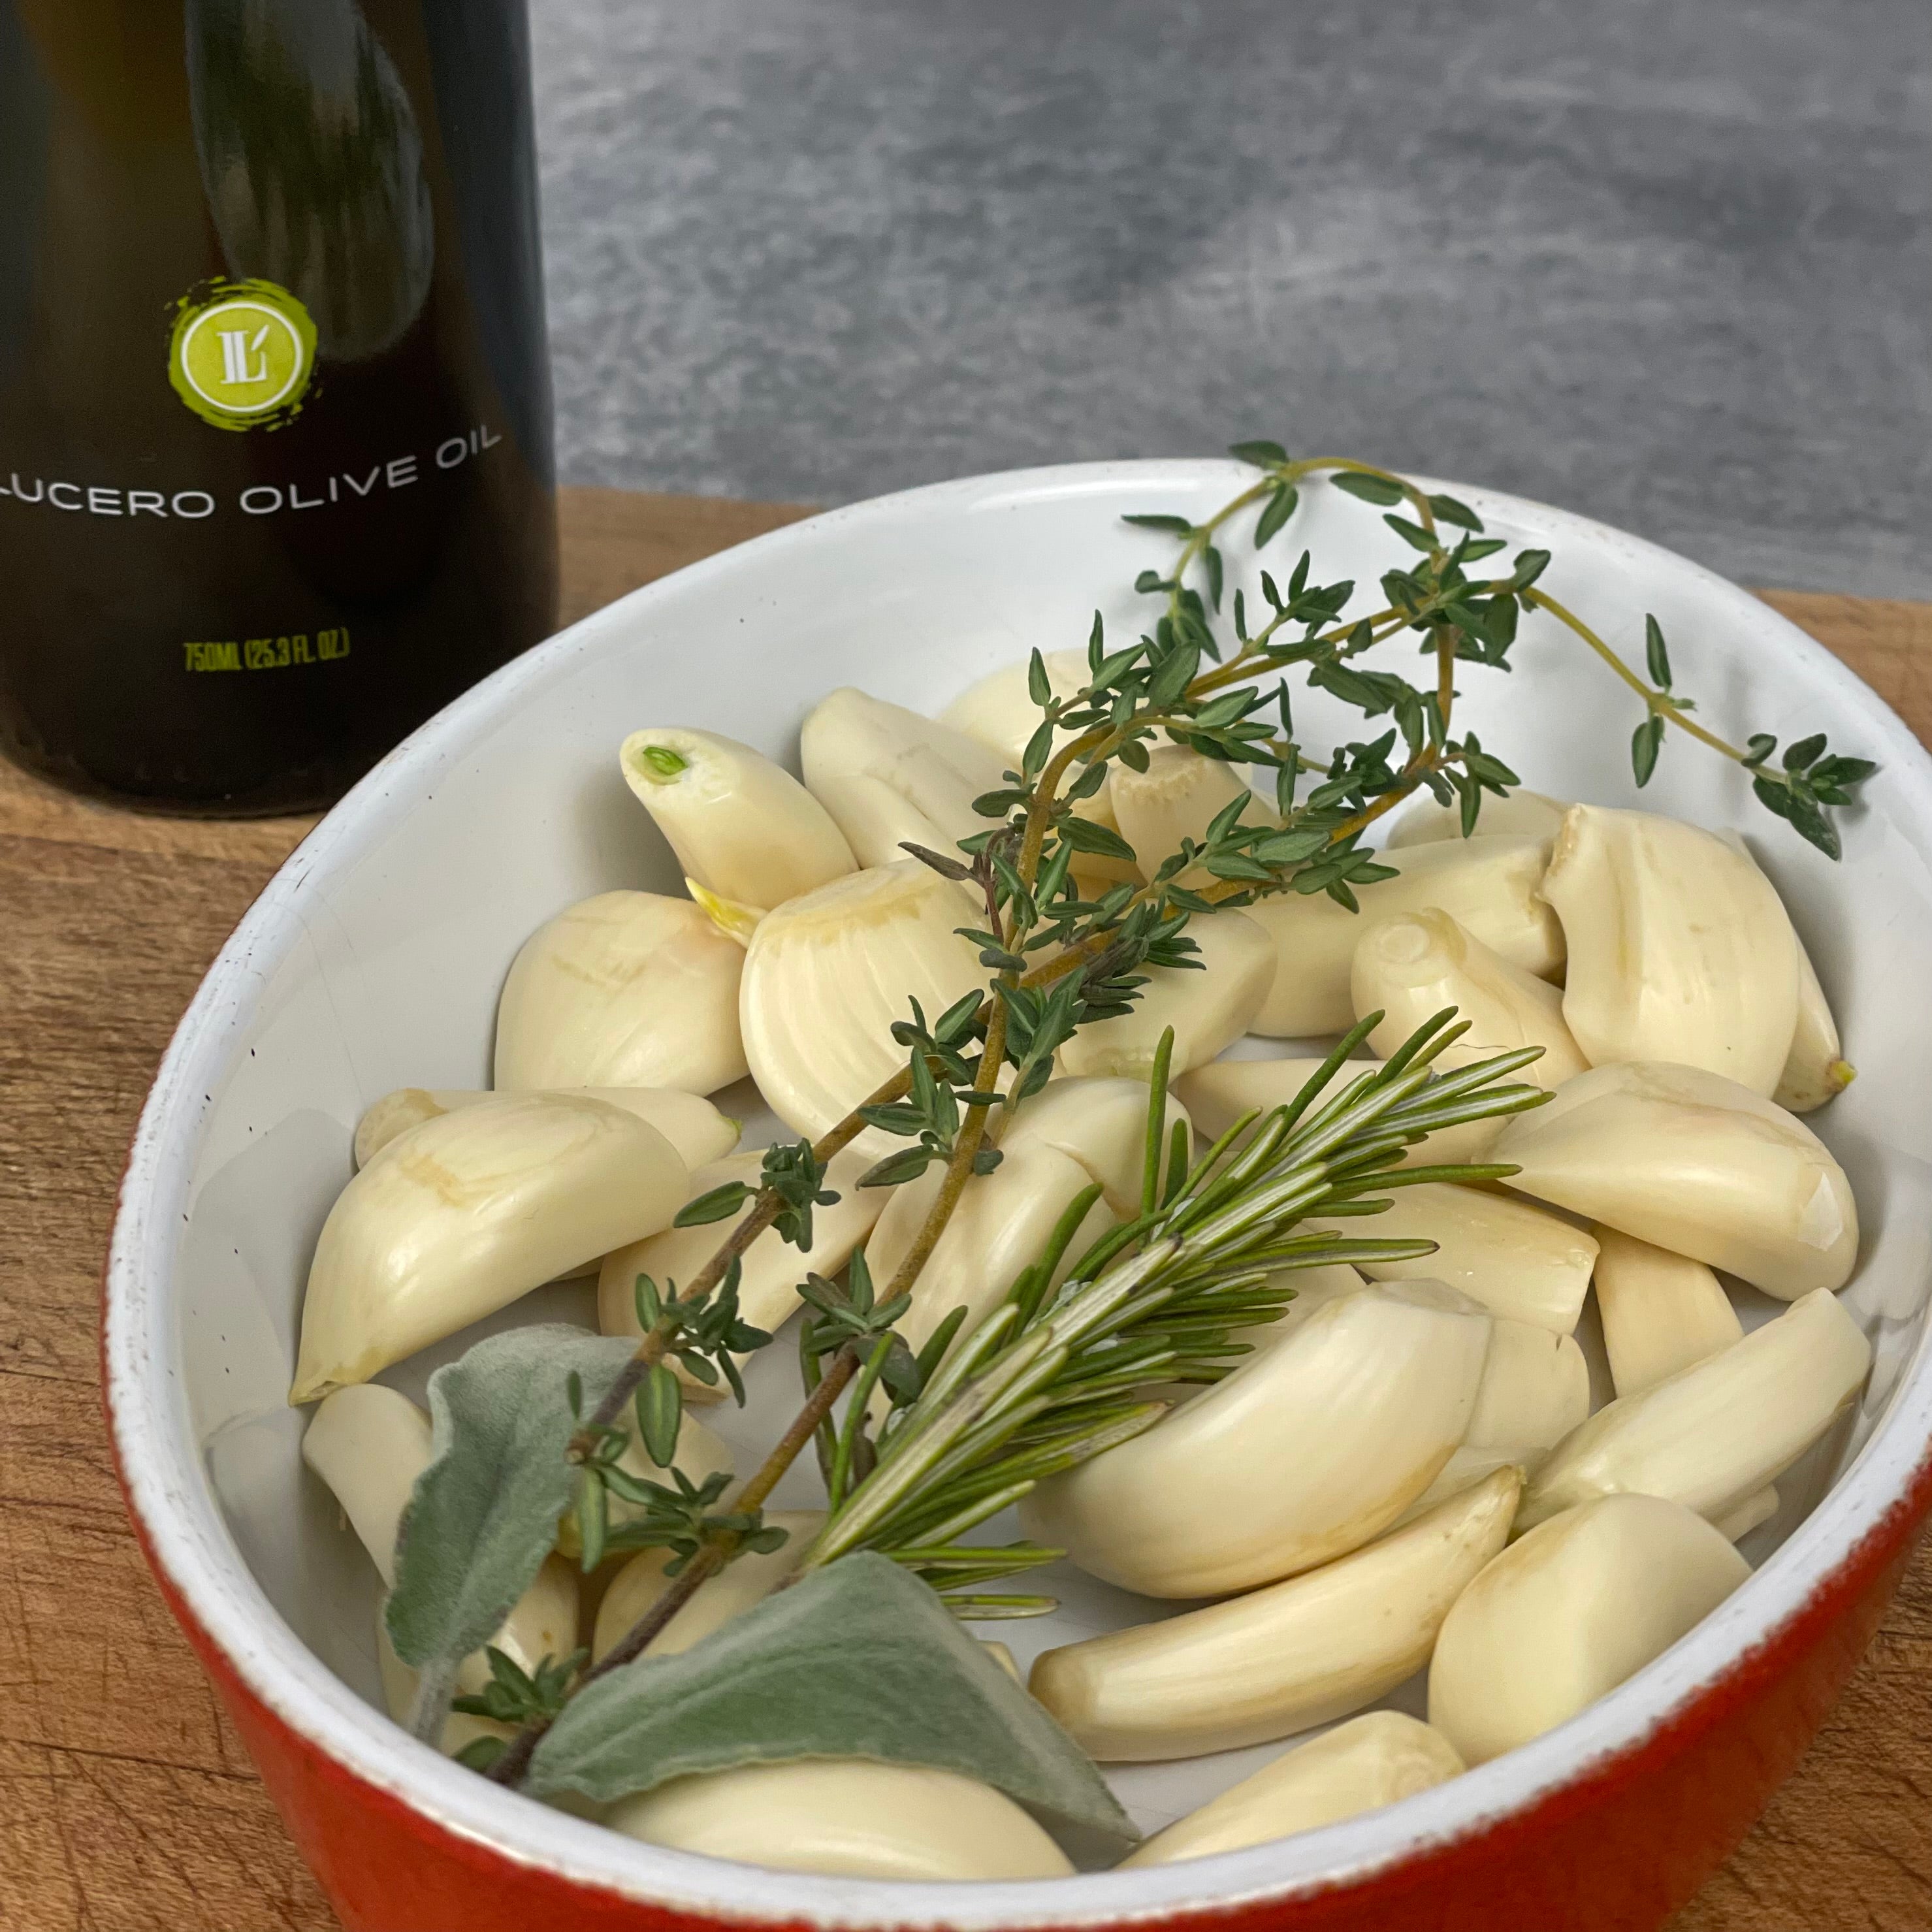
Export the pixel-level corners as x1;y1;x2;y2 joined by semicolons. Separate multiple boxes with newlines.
1428;1493;1748;1765
800;687;1008;869
1172;1056;1499;1170
1244;1262;1369;1349
1542;806;1799;1097
291;1095;690;1404
607;1758;1074;1880
1020;1281;1492;1597
592;1510;824;1661
355;1086;737;1172
1120;1711;1466;1865
1056;909;1277;1080
379;1555;580;1758
942;647;1089;762
997;1075;1194;1216
1779;935;1854;1112
1110;746;1276;880
1352;909;1588;1096
1468;1320;1591;1457
302;1384;432;1586
1518;1285;1870;1534
353;1089;448;1168
556;1408;736;1562
1493;1061;1858;1298
1387;788;1571;848
941;650;1139;884
494;891;748;1096
1390;1321;1588;1526
1306;1182;1597;1334
1245;835;1563;1037
1713;1486;1780;1542
1713;829;1854;1114
868;1140;1117;1359
620;727;855;916
1593;1228;1741;1399
1030;1468;1519;1760
739;860;986;1157
599;1146;886;1372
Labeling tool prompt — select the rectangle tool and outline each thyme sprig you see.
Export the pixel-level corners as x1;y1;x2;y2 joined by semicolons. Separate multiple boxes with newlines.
462;447;1875;1784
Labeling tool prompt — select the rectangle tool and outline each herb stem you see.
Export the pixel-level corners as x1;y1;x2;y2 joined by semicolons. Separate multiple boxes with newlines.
571;1065;914;1454
1521;587;1752;765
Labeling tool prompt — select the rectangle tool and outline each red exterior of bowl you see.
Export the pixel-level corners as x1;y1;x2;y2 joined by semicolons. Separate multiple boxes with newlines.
112;1385;1931;1931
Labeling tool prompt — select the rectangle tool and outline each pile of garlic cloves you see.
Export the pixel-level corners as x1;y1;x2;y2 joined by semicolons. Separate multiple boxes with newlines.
291;655;1872;1884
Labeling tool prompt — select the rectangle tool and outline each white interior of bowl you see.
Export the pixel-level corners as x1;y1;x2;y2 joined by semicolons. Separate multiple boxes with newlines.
106;460;1932;1927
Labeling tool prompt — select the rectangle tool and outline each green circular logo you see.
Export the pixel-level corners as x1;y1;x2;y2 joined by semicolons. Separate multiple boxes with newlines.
168;278;317;431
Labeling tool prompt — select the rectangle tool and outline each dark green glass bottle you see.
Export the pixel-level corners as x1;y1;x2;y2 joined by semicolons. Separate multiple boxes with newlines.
0;0;556;813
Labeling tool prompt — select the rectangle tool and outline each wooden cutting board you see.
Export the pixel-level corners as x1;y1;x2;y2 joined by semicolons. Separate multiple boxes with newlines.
1;489;1927;1932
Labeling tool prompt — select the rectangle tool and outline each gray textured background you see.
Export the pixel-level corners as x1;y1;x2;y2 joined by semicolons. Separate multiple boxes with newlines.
529;0;1931;596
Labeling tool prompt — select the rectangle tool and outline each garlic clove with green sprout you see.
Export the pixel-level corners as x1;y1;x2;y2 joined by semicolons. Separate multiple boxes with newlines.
494;891;749;1096
555;1407;736;1563
1351;909;1588;1097
378;1556;581;1760
1304;1182;1598;1335
799;687;1009;871
291;1094;690;1404
605;1760;1075;1880
1120;1711;1466;1865
997;1074;1194;1216
1592;1227;1742;1399
301;1383;434;1587
1055;909;1278;1080
1019;1281;1494;1598
354;1085;738;1172
1516;1285;1871;1534
1244;834;1564;1037
1427;1493;1750;1765
598;1146;885;1380
1492;1061;1858;1298
1109;745;1278;882
591;1510;826;1662
1029;1468;1519;1760
1541;805;1799;1096
737;860;986;1159
941;649;1139;883
619;727;856;922
1172;1055;1501;1170
1386;788;1571;848
865;1139;1118;1360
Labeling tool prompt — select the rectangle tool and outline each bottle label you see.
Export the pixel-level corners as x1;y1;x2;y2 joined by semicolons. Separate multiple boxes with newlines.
167;278;318;432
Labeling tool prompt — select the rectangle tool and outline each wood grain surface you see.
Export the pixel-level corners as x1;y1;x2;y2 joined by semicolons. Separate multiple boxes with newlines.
1;489;1927;1932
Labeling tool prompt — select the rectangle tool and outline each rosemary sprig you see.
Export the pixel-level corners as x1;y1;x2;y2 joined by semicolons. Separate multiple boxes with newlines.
801;1012;1547;1605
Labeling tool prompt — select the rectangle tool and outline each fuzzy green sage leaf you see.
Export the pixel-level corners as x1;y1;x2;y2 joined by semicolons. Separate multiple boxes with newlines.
387;1326;637;1671
524;1552;1136;1848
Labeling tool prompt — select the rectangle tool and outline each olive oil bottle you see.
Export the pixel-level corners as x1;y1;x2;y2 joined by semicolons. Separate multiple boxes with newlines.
0;0;557;813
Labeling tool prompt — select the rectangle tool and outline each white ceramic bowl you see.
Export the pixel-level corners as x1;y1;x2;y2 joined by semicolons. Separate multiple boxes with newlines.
105;462;1932;1932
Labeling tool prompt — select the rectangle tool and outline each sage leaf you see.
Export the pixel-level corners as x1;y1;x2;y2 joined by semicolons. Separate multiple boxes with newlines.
386;1325;637;1670
526;1553;1136;1848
